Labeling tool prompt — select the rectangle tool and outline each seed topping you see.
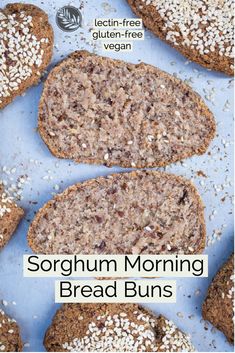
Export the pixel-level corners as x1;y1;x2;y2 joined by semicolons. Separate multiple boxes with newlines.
62;311;195;352
141;0;234;63
0;10;49;104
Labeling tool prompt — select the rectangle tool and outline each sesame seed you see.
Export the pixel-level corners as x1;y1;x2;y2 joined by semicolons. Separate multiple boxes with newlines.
104;153;109;161
61;310;194;351
0;11;49;103
175;110;181;117
177;312;184;318
141;0;234;61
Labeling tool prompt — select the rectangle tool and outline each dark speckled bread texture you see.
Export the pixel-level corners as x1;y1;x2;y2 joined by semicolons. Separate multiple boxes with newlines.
44;303;195;352
0;309;23;352
127;0;234;76
0;185;24;250
202;253;234;344
0;3;54;110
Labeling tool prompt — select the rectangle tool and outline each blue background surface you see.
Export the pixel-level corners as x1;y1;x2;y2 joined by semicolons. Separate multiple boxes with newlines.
0;0;234;351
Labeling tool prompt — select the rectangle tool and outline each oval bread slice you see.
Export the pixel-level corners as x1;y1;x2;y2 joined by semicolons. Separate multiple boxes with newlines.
44;303;195;352
0;309;23;352
38;50;215;168
0;3;54;110
202;253;234;344
0;186;24;250
127;0;234;76
28;171;206;255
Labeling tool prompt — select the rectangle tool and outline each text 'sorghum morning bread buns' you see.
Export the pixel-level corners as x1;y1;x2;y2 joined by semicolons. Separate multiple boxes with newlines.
44;303;195;352
202;253;234;344
38;51;216;168
0;185;24;250
0;3;54;110
127;0;234;76
28;171;206;255
0;309;23;352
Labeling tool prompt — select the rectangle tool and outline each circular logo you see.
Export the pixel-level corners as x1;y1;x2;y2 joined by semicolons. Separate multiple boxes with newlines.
56;6;82;32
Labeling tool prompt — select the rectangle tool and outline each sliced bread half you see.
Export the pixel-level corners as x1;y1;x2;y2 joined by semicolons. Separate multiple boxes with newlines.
202;253;234;344
0;309;23;352
0;3;54;110
127;0;234;76
28;171;206;255
44;303;195;352
0;186;24;250
38;51;215;168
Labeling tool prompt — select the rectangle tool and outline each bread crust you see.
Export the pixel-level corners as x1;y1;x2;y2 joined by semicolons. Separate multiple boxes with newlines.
44;303;195;352
0;3;54;110
38;50;216;168
0;309;23;352
127;0;233;76
27;170;206;255
0;186;24;250
202;253;234;344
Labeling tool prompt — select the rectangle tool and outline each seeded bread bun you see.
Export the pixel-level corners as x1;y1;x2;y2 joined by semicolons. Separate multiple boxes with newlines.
38;50;215;168
127;0;234;76
0;309;23;352
0;186;24;250
28;171;206;255
202;253;234;344
0;3;54;110
44;303;195;352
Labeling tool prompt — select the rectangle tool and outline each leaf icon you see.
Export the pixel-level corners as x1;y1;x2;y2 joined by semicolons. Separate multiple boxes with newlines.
57;7;81;31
